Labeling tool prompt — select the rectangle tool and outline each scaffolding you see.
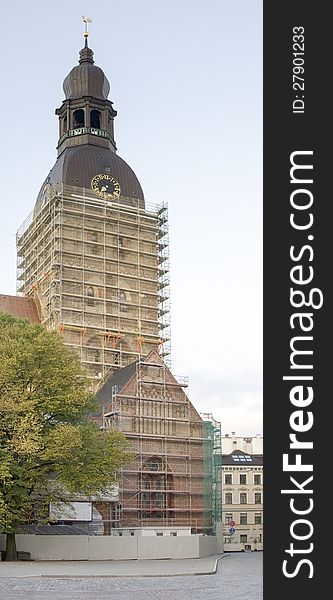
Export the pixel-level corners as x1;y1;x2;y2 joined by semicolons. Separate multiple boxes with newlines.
100;352;213;532
16;183;171;384
200;413;222;535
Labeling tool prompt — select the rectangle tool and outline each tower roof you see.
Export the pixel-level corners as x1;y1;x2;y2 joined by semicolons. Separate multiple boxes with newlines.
34;35;145;213
63;40;110;101
35;146;144;214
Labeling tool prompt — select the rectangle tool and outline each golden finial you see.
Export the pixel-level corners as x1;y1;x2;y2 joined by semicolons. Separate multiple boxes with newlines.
82;16;93;42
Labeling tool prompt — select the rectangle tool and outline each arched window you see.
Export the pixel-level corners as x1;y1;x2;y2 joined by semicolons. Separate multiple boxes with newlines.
87;286;95;306
90;109;101;129
147;461;159;472
142;475;152;490
73;109;85;128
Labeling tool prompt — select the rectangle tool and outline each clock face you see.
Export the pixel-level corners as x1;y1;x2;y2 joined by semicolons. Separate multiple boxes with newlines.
91;173;121;200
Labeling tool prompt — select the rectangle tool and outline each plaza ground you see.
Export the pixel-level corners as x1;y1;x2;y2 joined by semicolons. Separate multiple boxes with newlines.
0;551;262;599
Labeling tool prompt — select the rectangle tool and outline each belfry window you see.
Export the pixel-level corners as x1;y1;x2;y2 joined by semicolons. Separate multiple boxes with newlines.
90;110;101;129
87;286;95;306
73;109;85;128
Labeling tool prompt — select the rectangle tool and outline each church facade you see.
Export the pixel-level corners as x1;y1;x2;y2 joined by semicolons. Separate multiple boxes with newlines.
2;33;222;534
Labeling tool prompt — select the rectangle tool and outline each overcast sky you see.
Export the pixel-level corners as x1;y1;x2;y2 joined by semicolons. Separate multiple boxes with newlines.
0;0;262;436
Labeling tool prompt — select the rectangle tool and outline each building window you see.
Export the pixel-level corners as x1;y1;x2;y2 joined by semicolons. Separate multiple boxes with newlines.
119;290;127;312
239;474;247;485
156;493;164;508
259;534;262;543
91;232;98;242
147;461;159;471
143;476;151;490
240;493;247;504
240;534;247;544
156;532;163;536
73;109;85;128
170;532;177;537
130;531;135;536
90;109;101;129
87;286;95;306
240;513;247;524
225;493;232;504
254;474;261;485
142;492;150;508
224;474;232;485
255;513;262;524
224;513;233;525
255;493;262;504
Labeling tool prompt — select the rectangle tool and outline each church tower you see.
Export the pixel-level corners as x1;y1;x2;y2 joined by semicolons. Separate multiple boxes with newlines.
16;34;170;384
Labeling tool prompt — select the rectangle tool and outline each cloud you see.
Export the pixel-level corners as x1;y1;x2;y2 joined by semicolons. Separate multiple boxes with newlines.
186;372;263;436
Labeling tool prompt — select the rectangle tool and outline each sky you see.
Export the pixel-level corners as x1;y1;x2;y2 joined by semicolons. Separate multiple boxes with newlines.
0;0;262;436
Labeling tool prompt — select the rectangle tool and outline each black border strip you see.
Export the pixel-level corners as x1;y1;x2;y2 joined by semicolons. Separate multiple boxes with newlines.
264;1;330;596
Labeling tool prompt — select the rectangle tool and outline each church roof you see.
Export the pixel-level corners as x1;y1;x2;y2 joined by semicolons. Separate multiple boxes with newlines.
95;360;138;408
0;295;40;323
94;350;203;422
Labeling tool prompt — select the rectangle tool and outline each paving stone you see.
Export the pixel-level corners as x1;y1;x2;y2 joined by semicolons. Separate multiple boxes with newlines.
0;552;263;600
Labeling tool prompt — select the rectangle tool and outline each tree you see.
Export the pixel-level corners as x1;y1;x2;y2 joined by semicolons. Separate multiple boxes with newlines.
0;313;130;560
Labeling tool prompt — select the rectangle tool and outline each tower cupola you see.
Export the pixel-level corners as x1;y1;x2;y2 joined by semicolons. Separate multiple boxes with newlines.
34;25;145;215
55;37;117;156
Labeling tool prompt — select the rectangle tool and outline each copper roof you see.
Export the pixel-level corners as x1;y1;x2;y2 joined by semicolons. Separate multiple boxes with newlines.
63;42;110;101
0;295;40;323
35;145;145;213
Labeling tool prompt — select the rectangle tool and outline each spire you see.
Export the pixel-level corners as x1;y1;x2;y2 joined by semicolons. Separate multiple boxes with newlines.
79;41;94;65
80;16;94;64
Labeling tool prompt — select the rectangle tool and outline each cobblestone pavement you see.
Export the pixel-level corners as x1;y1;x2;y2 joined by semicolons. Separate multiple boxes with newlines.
0;552;263;600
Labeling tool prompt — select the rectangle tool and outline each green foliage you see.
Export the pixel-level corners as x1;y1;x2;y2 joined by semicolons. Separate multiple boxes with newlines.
0;313;130;533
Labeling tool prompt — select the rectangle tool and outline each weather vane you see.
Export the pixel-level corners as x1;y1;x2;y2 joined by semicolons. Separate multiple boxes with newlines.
82;16;93;40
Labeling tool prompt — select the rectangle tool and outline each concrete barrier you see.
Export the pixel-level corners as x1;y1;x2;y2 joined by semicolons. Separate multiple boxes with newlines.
199;536;218;557
0;533;218;561
137;536;202;560
88;536;138;560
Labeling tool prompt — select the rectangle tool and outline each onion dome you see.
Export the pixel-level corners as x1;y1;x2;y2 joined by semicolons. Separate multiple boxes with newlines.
63;39;110;100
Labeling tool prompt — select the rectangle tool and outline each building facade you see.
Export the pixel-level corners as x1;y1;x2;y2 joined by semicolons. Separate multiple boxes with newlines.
222;433;263;455
222;450;263;551
95;350;222;533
